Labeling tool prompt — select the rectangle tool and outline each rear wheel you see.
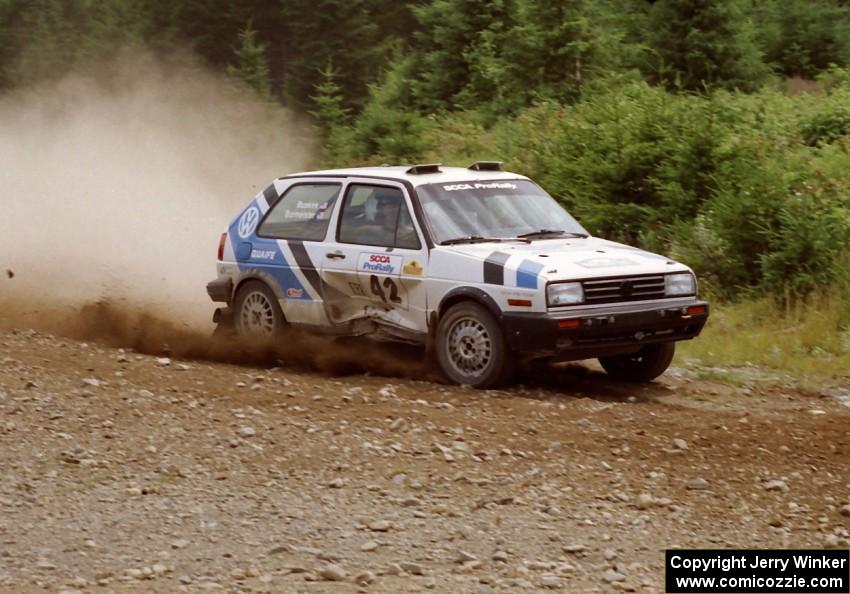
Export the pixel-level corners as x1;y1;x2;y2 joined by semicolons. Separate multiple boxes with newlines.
436;302;514;388
599;342;675;382
234;281;286;338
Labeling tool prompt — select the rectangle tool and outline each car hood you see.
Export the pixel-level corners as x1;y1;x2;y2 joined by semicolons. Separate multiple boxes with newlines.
438;236;690;281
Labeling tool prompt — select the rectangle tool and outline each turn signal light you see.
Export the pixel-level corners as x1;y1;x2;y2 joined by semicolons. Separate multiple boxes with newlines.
217;233;226;261
557;319;580;330
686;305;706;316
507;299;532;307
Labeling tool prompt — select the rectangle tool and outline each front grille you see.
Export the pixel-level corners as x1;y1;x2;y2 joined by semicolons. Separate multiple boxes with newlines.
581;275;666;305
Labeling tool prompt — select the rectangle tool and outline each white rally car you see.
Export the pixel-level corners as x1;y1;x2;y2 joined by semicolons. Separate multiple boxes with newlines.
207;163;708;387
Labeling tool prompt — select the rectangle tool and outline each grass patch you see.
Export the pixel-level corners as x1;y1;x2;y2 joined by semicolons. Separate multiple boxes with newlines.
678;291;850;380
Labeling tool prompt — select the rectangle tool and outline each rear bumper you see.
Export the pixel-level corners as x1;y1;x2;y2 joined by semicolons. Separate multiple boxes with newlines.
206;277;233;303
501;299;709;358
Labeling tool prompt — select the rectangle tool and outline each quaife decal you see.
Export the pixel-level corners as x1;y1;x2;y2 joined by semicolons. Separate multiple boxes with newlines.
402;260;423;276
286;287;304;298
237;207;260;238
250;249;276;260
358;253;402;275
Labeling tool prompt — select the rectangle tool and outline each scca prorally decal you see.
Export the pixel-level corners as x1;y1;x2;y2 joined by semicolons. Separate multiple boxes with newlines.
237;207;260;238
443;182;517;192
359;253;402;275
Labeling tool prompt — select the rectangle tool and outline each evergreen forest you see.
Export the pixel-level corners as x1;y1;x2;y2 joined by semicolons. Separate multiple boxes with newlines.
3;0;850;308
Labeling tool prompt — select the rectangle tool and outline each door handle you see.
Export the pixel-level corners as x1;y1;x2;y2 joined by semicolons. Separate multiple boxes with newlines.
326;251;346;260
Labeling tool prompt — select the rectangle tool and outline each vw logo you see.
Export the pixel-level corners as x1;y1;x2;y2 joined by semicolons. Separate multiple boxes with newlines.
237;207;260;238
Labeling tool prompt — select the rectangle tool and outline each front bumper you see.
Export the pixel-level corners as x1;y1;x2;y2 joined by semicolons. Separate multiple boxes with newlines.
501;299;709;359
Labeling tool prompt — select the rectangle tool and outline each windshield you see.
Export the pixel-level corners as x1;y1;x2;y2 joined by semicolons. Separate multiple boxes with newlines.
416;179;588;244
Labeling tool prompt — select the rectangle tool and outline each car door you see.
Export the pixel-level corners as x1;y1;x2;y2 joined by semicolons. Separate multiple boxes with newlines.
320;181;429;335
245;180;342;326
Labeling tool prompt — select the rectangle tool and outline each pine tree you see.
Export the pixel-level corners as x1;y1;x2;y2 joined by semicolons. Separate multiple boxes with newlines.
279;0;389;111
310;63;350;128
409;0;518;111
760;0;850;78
309;63;354;166
646;0;770;92
226;22;272;99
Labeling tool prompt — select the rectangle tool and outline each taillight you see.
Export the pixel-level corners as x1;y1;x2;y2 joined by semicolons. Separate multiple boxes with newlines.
217;233;226;261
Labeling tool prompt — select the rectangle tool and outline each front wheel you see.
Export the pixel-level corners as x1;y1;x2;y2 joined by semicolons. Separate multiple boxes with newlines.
233;281;286;338
599;342;675;382
436;302;514;388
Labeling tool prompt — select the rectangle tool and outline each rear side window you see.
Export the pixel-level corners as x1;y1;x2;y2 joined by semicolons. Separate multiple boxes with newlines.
258;183;340;241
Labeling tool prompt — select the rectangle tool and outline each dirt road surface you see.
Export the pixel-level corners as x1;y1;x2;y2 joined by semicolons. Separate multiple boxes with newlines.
1;320;849;594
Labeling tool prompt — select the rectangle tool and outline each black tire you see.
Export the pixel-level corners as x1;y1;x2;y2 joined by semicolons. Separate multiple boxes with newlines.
599;342;675;382
233;280;286;338
436;301;514;388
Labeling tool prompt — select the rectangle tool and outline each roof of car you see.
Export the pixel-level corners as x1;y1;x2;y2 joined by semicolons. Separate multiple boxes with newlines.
278;165;530;187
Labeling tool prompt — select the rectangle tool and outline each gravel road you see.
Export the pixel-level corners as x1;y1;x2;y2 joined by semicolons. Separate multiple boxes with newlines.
1;324;848;594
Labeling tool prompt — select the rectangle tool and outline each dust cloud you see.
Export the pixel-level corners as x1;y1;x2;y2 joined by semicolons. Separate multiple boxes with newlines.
0;48;314;328
0;52;437;380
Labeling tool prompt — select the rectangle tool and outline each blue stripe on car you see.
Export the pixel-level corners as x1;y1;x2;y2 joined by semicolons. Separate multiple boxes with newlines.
516;259;545;289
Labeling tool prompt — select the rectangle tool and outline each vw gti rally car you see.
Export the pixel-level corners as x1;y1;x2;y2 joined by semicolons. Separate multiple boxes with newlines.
207;163;709;388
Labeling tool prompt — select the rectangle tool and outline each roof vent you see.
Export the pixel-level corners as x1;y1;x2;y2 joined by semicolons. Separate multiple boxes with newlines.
406;163;442;175
468;161;502;172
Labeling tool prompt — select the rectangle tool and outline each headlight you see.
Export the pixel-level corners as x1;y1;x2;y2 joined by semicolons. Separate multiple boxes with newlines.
547;282;584;306
665;272;696;296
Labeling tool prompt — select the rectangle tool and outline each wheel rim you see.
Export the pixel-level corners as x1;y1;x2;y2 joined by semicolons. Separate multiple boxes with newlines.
445;316;492;378
238;291;276;336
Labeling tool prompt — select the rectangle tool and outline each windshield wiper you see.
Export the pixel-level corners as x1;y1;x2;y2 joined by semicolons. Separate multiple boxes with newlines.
440;235;531;245
517;229;589;239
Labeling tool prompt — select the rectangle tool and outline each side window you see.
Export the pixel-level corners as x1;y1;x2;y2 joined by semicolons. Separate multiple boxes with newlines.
338;184;422;249
258;183;340;241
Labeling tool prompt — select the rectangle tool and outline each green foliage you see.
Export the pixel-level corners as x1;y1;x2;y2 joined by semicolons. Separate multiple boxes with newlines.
409;0;517;112
279;0;398;111
801;106;850;146
309;63;353;166
646;0;770;92
504;81;726;245
226;23;272;98
323;59;432;165
490;78;850;301
759;0;850;78
2;0;88;85
2;0;850;307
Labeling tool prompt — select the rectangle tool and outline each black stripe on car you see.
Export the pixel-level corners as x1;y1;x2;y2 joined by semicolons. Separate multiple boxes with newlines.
483;251;511;285
286;240;349;302
287;240;324;297
262;184;279;208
